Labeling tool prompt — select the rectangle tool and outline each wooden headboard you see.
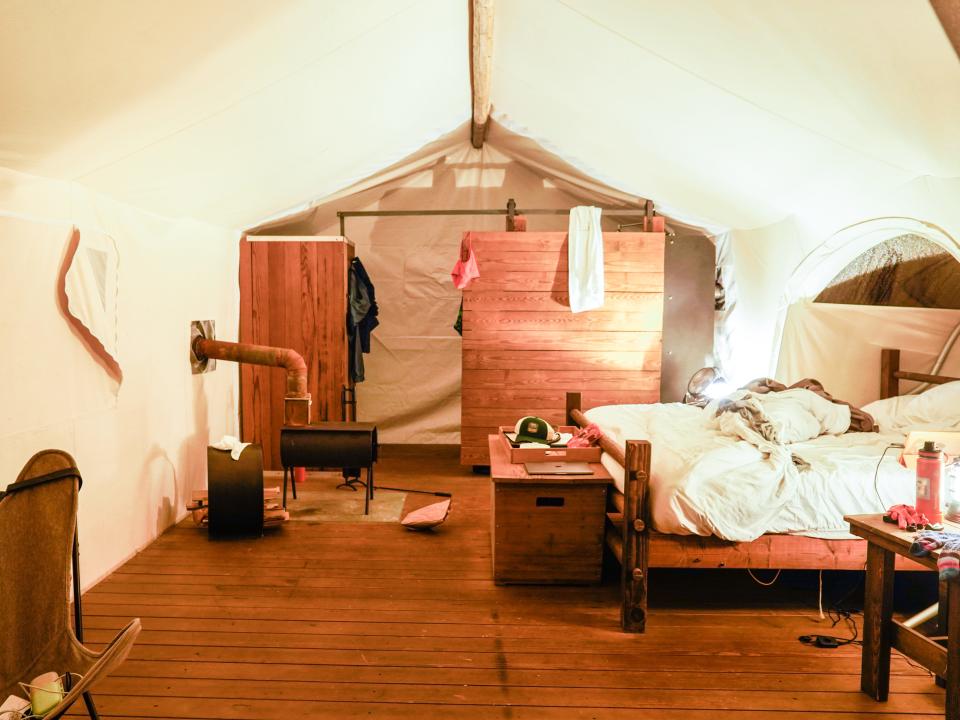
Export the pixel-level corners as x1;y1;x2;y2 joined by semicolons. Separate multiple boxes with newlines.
880;348;960;399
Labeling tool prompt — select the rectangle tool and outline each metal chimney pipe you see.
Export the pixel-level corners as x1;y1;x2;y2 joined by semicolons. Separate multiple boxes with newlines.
192;337;311;425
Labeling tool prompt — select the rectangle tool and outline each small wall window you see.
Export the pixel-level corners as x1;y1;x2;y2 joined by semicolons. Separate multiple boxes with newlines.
814;234;960;309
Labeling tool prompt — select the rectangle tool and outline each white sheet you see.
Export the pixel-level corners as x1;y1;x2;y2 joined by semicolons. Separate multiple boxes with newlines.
585;402;914;541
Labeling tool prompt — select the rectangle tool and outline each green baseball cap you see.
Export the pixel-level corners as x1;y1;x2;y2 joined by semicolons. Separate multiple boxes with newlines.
514;416;561;444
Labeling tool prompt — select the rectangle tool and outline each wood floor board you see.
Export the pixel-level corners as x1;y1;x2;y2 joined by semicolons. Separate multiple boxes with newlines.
102;660;943;694
76;453;944;718
82;677;945;714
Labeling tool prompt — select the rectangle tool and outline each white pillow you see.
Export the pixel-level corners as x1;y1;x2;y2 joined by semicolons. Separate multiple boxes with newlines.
903;380;960;426
863;380;960;430
862;394;917;432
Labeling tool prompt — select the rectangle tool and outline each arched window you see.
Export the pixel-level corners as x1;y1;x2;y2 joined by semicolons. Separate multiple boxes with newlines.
814;233;960;309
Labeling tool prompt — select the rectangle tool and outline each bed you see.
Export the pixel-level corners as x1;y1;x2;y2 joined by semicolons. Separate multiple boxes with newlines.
567;348;960;632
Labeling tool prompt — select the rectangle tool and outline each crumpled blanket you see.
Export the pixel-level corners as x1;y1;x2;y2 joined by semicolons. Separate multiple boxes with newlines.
713;394;811;471
741;377;877;433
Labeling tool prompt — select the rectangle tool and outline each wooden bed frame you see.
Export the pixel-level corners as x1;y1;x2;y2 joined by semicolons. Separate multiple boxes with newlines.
567;348;960;632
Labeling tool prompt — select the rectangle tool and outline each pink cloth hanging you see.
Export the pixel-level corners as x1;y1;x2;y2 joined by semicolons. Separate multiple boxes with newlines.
451;233;480;290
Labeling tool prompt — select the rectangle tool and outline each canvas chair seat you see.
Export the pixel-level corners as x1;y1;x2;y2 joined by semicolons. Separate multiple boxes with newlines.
0;449;140;719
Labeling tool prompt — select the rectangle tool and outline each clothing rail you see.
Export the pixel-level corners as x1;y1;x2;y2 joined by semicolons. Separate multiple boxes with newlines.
336;198;673;236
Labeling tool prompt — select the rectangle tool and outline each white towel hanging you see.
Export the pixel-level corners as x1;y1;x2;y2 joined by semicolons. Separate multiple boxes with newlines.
567;206;604;313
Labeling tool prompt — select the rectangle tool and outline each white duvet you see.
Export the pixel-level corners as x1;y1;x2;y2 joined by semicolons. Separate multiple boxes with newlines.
584;399;916;541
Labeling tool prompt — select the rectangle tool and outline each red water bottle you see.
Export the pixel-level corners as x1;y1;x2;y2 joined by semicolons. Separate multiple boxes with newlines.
916;441;944;524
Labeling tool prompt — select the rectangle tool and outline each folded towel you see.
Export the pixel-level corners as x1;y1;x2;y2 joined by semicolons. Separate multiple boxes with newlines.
210;435;251;461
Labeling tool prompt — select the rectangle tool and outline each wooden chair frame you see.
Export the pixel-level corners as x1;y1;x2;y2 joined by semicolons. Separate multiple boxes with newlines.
567;348;960;632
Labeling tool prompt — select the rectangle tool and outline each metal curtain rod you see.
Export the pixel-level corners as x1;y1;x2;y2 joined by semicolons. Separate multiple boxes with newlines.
336;198;663;236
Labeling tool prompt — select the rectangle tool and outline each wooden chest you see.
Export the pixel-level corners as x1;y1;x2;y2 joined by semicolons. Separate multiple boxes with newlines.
488;435;609;584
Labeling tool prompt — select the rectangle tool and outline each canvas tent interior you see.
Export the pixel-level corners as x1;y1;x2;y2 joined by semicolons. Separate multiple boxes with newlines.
0;0;959;602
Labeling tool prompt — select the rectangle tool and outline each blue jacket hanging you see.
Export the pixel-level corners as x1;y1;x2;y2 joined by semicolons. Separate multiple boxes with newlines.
347;257;379;382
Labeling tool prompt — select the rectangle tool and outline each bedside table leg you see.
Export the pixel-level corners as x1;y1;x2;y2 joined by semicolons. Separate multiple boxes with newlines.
861;542;895;702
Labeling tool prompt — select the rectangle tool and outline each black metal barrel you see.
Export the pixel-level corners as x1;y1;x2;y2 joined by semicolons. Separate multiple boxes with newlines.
207;444;264;538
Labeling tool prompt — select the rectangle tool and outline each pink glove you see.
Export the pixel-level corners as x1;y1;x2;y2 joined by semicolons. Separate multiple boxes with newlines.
568;423;603;448
884;504;930;531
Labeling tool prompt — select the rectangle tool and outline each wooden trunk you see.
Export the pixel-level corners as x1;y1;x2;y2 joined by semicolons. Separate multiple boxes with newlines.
239;236;355;470
460;231;665;465
489;435;609;584
492;483;607;584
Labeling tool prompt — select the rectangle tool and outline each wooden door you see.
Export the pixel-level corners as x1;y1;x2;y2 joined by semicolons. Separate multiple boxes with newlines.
460;231;665;466
239;236;351;469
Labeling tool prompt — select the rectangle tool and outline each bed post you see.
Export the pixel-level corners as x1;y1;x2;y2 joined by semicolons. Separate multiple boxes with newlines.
565;392;582;425
880;349;900;399
622;439;651;632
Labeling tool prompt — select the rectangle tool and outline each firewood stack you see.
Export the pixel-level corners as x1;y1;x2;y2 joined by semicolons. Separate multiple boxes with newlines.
186;486;289;528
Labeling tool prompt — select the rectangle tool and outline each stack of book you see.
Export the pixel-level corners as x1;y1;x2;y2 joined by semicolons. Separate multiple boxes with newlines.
186;486;289;528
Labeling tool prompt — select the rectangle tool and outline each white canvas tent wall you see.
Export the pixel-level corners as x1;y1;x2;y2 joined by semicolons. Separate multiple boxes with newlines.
249;122;712;443
0;0;959;580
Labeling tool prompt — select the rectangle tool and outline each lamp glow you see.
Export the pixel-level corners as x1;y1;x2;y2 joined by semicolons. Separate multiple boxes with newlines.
684;367;732;406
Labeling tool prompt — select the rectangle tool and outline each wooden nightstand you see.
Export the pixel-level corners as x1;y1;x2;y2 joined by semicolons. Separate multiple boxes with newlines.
488;434;610;585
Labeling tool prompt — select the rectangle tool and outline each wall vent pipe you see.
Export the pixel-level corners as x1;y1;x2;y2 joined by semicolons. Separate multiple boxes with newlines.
192;337;311;426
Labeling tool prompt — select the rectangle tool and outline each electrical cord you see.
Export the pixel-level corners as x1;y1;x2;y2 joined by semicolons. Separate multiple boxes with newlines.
746;568;781;586
873;443;904;507
799;572;865;649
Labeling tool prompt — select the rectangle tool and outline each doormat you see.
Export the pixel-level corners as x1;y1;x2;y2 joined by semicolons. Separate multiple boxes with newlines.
286;484;406;523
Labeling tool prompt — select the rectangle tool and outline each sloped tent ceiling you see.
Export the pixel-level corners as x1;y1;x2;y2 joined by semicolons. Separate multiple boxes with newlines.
0;0;472;228
1;0;957;234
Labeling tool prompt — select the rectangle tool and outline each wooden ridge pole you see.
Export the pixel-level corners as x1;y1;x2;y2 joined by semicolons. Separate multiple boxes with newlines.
470;0;495;148
931;0;960;59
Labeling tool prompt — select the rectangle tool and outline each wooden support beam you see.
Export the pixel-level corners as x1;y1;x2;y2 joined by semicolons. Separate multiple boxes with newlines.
470;0;495;148
931;0;960;60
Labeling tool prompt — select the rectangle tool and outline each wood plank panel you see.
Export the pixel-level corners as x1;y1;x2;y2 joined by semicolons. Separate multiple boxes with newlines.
238;236;254;444
463;350;661;372
462;409;567;428
301;242;320;421
468;231;665;254
463;309;662;332
464;290;657;312
249;240;274;466
462;331;662;352
469;271;664;293
265;243;288;469
461;389;656;409
240;238;351;469
647;532;922;571
462;369;660;391
461;231;665;465
477;253;664;273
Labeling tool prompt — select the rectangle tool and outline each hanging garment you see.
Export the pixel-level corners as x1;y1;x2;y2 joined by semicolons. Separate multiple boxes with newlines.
347;258;378;383
451;233;480;290
567;206;604;313
351;257;379;352
453;299;463;336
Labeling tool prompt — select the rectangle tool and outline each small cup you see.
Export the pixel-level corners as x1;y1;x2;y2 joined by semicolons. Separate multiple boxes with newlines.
22;672;63;716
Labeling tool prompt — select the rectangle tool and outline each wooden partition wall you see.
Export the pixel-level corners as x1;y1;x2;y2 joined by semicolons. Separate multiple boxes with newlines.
460;231;665;466
239;236;354;470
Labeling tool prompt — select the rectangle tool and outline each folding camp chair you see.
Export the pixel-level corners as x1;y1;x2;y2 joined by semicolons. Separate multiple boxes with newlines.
0;449;140;719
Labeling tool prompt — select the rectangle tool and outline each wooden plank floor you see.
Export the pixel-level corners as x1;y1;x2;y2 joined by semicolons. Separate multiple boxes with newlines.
73;445;945;719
